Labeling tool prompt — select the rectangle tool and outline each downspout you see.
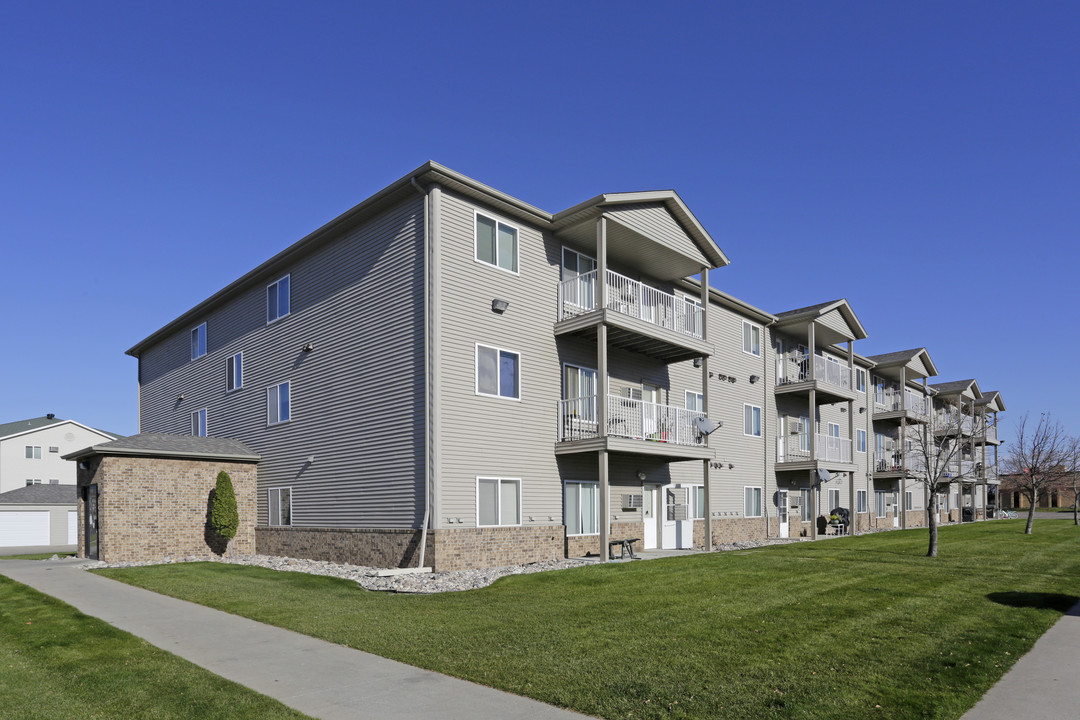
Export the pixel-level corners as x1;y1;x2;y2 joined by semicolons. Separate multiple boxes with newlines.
412;176;432;569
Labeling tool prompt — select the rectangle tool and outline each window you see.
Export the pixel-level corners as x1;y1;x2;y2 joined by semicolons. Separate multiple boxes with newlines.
856;429;867;453
476;344;520;399
905;491;913;511
800;488;812;521
267;381;291;424
475;212;518;273
827;489;840;512
191;323;207;360
477;477;521;526
226;353;243;392
24;446;41;460
828;422;840;438
744;486;763;517
561;247;596;279
267;275;291;323
688;485;706;519
743;404;762;437
565;481;599;535
25;479;41;486
191;409;207;437
49;479;58;485
49;446;59;453
855;368;867;392
856;489;868;513
875;490;887;518
742;321;762;356
268;488;292;526
685;391;704;412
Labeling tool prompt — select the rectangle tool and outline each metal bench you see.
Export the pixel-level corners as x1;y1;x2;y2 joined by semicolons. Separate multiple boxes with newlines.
608;538;641;560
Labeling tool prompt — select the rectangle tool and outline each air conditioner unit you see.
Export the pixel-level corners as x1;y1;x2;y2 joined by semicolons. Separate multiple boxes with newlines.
623;494;643;509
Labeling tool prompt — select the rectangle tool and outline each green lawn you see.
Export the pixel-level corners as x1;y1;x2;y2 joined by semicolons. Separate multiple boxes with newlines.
0;576;311;719
97;520;1080;720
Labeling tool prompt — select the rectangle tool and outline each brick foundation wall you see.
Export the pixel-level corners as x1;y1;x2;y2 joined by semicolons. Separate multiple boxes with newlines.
709;517;768;546
78;456;256;563
434;525;564;571
255;526;432;569
566;522;644;559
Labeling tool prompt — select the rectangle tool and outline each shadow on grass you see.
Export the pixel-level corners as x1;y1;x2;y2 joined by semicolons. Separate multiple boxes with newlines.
987;591;1080;613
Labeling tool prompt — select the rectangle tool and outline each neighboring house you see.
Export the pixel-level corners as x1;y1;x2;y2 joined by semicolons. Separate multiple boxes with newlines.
114;162;1008;570
0;484;78;549
0;416;117;494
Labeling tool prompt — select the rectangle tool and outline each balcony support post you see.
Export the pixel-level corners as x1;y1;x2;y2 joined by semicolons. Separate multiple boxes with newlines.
699;267;711;549
596;217;610;562
810;468;818;540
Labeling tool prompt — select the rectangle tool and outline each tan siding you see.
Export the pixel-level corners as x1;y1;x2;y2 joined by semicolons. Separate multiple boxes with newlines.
606;203;708;266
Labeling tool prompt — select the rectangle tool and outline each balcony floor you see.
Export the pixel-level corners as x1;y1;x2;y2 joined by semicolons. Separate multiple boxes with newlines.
554;308;709;363
775;459;858;473
555;435;714;461
774;380;857;403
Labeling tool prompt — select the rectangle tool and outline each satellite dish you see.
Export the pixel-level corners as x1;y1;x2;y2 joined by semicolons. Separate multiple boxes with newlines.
816;468;832;484
694;417;721;435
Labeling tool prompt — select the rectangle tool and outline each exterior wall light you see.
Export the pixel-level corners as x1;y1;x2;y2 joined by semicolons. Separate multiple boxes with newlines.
492;299;509;314
749;375;760;384
693;358;703;368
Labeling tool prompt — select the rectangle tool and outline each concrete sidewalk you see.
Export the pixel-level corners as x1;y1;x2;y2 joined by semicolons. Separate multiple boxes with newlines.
0;558;588;720
961;599;1080;719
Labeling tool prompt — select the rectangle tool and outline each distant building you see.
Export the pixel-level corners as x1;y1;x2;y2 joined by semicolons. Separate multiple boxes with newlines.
0;416;118;494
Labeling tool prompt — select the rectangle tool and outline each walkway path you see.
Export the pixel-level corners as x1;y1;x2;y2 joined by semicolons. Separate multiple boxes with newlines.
0;558;589;720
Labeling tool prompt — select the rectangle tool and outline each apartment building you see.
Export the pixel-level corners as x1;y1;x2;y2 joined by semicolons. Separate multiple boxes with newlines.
112;163;1005;570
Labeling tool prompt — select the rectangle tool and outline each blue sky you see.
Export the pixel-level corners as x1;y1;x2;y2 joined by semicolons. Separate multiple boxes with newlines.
2;1;1078;438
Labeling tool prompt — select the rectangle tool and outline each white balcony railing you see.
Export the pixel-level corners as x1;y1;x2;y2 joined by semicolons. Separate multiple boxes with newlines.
980;424;998;443
557;394;707;447
935;410;974;434
875;451;927;475
557;269;703;339
777;433;852;464
777;350;851;391
905;388;929;418
873;383;928;418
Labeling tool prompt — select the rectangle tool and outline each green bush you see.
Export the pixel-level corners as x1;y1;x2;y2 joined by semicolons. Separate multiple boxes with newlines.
211;471;238;543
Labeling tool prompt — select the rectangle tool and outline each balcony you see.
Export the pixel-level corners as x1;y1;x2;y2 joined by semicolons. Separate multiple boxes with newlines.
873;386;930;423
934;411;974;436
975;423;1000;445
874;452;926;477
776;433;853;466
775;351;856;403
557;394;712;459
555;270;708;363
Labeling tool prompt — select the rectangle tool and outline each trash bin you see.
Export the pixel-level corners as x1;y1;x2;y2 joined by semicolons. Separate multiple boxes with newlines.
986;504;996;519
962;507;974;522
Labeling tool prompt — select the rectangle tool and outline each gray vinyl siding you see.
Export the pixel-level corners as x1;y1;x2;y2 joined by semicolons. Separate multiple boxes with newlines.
435;191;563;528
137;196;426;528
816;308;853;339
606;204;708;267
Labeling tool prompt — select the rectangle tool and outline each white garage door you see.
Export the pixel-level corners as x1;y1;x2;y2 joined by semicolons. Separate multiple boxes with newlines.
68;511;77;544
0;511;51;547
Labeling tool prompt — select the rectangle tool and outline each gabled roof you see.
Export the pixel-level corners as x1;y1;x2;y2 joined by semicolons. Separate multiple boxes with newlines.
0;417;118;443
976;390;1006;412
63;434;260;463
773;298;869;341
929;379;982;400
865;348;939;379
0;484;77;505
127;161;730;357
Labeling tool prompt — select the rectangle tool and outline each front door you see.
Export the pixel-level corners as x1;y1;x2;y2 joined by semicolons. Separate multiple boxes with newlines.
893;491;900;527
643;485;658;549
778;490;789;538
85;485;99;560
662;487;679;548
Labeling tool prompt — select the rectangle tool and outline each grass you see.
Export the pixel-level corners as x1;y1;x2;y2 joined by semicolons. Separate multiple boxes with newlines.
97;520;1080;720
0;552;75;560
0;576;311;719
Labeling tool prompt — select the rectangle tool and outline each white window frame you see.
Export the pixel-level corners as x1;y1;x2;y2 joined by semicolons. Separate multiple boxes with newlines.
226;352;243;393
742;321;762;357
905;490;913;511
856;489;868;514
561;246;596;280
191;408;207;437
875;490;887;518
266;274;291;324
856;429;867;453
828;422;840;438
743;404;762;437
855;368;867;392
26;479;42;486
475;343;521;400
474;211;520;275
267;381;291;425
191;323;207;361
268;487;292;526
685;391;704;412
686;484;706;519
565;480;600;536
827;488;840;513
743;486;763;518
25;445;42;460
476;477;522;527
800;488;812;522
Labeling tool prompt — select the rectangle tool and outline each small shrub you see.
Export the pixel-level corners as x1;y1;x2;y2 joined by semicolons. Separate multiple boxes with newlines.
211;471;239;544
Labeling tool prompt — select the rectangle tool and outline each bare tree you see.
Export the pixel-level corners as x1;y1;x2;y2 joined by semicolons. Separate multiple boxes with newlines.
1003;413;1079;535
907;400;978;558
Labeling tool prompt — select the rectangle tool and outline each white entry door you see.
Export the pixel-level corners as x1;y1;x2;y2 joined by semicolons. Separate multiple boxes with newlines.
643;485;658;549
893;491;900;527
778;490;789;538
662;487;680;548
